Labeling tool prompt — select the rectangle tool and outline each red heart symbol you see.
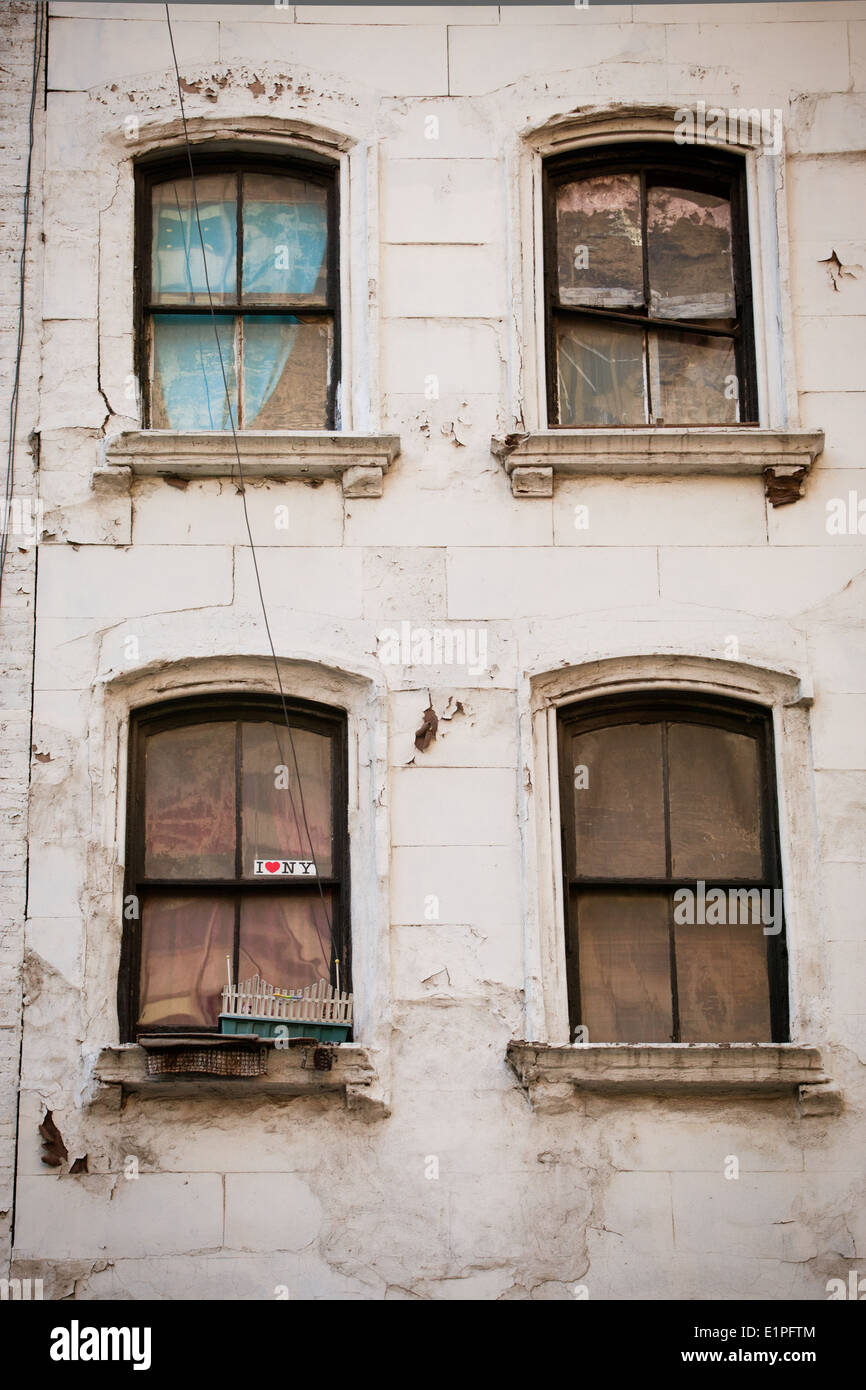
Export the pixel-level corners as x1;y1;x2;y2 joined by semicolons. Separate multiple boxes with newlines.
265;861;280;873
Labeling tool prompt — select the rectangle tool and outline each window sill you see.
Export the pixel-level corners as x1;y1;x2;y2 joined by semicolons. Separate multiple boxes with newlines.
96;431;402;498
491;428;825;505
506;1042;840;1113
89;1041;389;1119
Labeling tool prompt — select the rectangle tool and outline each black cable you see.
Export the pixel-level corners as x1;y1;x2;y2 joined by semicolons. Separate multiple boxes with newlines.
164;7;335;970
1;2;46;598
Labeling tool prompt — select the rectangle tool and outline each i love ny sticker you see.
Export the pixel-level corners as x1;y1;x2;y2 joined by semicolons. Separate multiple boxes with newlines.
253;859;317;877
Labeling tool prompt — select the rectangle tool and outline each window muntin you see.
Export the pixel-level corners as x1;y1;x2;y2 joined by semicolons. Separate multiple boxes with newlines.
121;697;349;1039
558;695;787;1045
137;156;338;430
544;145;757;427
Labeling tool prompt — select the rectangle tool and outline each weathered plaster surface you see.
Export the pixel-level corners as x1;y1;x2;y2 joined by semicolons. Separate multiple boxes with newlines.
0;0;45;1272
2;1;864;1298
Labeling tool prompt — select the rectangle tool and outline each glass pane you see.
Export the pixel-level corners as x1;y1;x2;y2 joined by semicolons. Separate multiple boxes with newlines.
151;175;237;305
647;186;735;320
242;174;328;303
650;329;738;425
241;721;333;879
570;722;666;878
144;722;236;879
556;174;643;308
242;316;331;429
138;894;234;1028
151;314;237;430
675;921;771;1041
556;317;646;426
573;891;672;1043
239;892;333;992
668;723;764;879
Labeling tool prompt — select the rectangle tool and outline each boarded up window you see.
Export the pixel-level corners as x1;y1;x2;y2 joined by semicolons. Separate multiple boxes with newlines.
573;891;672;1043
242;316;332;429
568;722;666;878
546;147;754;425
141;161;337;429
559;699;786;1044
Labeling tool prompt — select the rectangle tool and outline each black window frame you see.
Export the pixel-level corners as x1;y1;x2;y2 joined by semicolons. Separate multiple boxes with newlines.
119;692;351;1042
543;141;758;428
134;149;341;430
557;690;789;1044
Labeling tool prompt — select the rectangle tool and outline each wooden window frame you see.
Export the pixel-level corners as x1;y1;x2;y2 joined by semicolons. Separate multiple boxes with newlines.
134;151;341;430
118;693;350;1042
556;691;789;1044
542;142;758;428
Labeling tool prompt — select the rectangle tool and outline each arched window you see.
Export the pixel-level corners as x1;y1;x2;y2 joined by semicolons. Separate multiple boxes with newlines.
544;143;757;426
119;695;349;1040
558;693;787;1044
135;152;339;430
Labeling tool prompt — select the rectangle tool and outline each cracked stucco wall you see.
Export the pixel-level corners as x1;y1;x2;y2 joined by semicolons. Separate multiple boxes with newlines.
4;2;866;1299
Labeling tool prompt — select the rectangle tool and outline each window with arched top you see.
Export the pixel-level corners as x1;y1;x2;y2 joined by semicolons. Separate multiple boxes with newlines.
119;694;349;1040
543;143;757;427
557;692;788;1044
135;152;339;430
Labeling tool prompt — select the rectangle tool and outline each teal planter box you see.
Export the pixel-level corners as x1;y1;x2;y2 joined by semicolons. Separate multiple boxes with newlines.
219;1014;350;1044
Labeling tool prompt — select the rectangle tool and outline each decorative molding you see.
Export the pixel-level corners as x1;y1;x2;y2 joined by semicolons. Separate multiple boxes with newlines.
522;103;779;159
530;654;809;712
506;1042;832;1110
492;428;824;503
98;431;400;496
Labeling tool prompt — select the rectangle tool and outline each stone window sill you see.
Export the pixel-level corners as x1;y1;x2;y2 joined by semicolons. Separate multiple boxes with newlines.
491;428;825;505
506;1042;840;1114
95;431;401;498
89;1041;389;1119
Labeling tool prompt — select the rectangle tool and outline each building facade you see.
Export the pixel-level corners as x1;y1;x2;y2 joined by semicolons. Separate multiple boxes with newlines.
1;0;865;1300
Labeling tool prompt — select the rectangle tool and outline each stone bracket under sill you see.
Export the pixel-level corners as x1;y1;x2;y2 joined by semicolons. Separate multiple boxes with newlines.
492;429;825;505
89;1042;389;1119
95;431;402;498
506;1042;840;1114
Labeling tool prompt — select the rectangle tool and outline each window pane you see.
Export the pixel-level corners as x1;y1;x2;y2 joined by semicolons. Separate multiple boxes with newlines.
647;186;735;320
151;175;237;305
242;174;328;304
675;921;771;1041
555;174;643;309
668;723;764;879
241;315;331;429
151;314;237;430
138;894;235;1028
239;892;333;991
649;329;738;425
573;891;672;1043
556;317;646;426
144;722;236;879
570;722;666;878
241;721;333;878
